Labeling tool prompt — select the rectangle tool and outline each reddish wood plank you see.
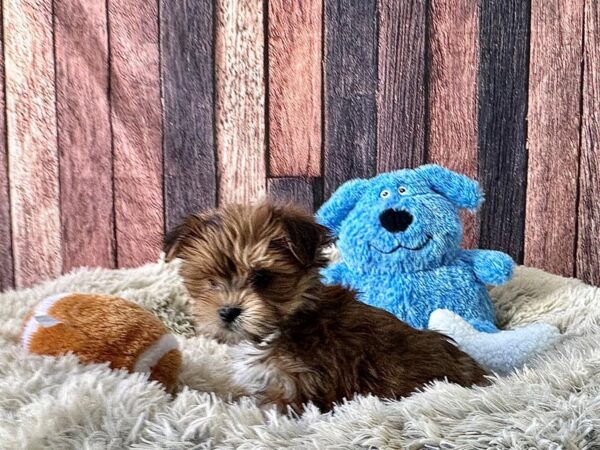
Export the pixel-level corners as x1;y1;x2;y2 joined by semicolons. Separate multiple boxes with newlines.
55;0;114;272
108;0;163;267
427;0;479;249
478;0;530;263
377;0;426;170
268;0;322;177
323;0;377;198
576;0;600;286
4;0;61;287
215;0;266;204
525;0;584;276
0;7;13;290
267;177;317;213
161;0;216;231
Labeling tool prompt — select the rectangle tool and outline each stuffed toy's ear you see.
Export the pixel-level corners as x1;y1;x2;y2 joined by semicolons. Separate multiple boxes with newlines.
416;164;483;210
316;178;368;236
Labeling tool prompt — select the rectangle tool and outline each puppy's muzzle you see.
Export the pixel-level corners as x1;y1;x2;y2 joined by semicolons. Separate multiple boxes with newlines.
218;306;242;323
380;209;413;233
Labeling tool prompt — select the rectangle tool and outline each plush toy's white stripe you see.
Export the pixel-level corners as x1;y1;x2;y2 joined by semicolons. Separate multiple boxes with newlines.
133;334;179;374
21;293;71;350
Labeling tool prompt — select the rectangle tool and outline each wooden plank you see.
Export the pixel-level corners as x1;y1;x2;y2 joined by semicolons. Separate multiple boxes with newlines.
55;0;114;273
0;8;13;290
215;0;266;204
267;177;317;213
4;0;61;287
376;0;426;171
108;0;163;268
524;0;584;276
427;0;479;249
576;0;600;286
478;0;530;262
161;0;216;230
268;0;322;177
323;0;377;198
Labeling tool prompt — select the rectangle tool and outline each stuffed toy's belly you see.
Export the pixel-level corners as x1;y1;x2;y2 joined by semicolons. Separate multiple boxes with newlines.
326;263;497;332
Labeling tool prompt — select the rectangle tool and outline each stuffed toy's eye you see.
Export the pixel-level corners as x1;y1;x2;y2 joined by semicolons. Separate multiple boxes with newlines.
380;189;391;198
398;186;408;195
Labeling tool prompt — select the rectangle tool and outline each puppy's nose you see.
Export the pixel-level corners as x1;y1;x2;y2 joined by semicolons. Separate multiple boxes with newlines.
218;306;241;323
380;209;413;233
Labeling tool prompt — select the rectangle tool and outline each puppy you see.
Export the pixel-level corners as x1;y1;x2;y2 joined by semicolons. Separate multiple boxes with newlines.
165;203;487;412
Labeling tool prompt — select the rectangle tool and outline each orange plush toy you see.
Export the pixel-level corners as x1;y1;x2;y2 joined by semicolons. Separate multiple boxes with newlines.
21;293;182;393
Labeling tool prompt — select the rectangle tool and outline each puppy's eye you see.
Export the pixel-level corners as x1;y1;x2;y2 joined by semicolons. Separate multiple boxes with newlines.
380;189;391;199
398;186;407;195
207;279;219;289
251;270;273;290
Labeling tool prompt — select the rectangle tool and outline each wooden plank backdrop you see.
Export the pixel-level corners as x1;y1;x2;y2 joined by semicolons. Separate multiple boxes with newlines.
0;0;598;289
55;0;114;273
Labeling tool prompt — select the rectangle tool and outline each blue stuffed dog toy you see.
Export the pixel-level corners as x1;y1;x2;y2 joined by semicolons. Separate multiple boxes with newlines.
317;164;559;375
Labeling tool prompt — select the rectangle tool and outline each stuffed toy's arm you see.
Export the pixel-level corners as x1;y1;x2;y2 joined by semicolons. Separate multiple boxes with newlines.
458;249;514;285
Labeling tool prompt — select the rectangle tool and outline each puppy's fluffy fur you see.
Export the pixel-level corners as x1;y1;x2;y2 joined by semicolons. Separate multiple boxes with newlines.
165;203;487;412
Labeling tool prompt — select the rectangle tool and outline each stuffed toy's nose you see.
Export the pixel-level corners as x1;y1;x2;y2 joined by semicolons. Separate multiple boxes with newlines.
380;209;413;233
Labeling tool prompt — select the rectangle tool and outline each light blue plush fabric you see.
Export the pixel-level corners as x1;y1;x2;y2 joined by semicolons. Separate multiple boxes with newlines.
317;165;559;374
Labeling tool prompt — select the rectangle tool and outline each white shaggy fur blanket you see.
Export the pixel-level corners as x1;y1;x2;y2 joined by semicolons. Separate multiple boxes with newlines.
1;260;599;449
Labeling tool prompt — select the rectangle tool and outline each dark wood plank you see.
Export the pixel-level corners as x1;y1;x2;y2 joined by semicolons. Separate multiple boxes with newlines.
0;7;13;290
268;0;322;177
4;0;61;287
55;0;114;273
427;0;479;249
478;0;530;262
215;0;266;204
161;0;216;230
524;0;584;276
376;0;426;171
108;0;164;268
323;0;377;198
267;177;317;213
576;0;600;286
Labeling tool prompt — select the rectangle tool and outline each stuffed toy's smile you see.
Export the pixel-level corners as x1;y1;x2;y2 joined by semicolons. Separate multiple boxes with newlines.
369;233;433;253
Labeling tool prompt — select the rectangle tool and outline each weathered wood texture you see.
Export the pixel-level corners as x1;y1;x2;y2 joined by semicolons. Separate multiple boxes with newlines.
161;0;216;231
524;0;584;277
377;0;427;171
478;0;531;262
4;0;61;287
55;0;114;272
324;0;377;197
268;0;322;177
215;0;266;204
108;0;163;268
576;0;600;285
0;9;13;290
427;0;479;248
268;178;317;213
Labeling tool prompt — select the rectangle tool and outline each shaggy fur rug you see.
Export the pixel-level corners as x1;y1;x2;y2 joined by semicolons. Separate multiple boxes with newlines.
0;259;599;449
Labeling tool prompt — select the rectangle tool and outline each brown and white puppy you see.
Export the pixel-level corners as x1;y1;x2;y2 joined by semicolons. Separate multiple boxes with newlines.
165;203;487;412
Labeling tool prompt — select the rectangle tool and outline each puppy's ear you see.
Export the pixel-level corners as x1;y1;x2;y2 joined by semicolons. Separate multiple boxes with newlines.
316;178;368;236
416;164;483;211
274;207;331;267
163;211;221;261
